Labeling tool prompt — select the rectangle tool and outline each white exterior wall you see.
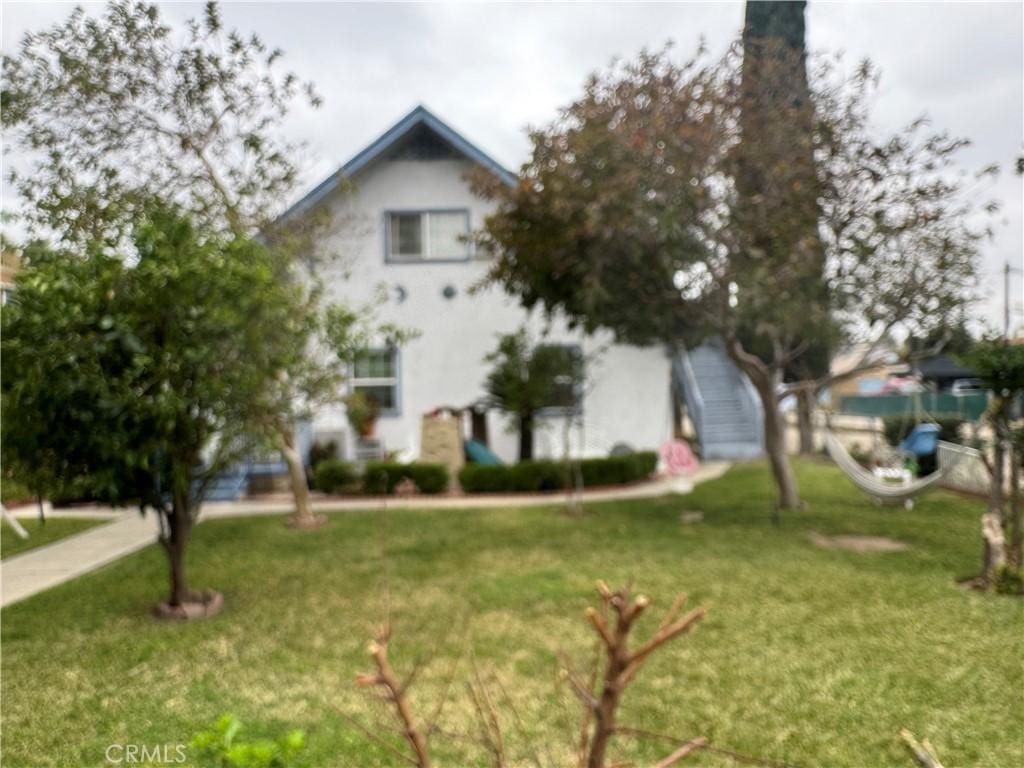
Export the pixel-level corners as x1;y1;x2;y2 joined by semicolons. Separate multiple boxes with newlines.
311;157;673;463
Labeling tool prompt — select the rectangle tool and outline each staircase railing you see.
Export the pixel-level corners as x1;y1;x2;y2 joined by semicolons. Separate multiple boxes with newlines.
673;350;704;441
737;364;765;448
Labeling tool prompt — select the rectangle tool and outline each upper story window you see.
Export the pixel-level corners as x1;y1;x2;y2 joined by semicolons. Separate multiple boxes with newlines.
386;210;470;262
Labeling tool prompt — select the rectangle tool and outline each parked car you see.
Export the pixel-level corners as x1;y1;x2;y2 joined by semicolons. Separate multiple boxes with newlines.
950;378;985;395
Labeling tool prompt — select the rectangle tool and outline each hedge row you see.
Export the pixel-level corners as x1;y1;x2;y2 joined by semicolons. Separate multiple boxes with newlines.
312;460;448;495
364;461;449;495
458;452;658;494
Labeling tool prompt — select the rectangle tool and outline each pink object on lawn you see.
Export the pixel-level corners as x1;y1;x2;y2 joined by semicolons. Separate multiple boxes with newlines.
660;439;699;476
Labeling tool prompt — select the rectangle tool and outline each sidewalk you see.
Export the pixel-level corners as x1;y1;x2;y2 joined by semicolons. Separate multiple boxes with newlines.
1;462;730;607
1;512;162;607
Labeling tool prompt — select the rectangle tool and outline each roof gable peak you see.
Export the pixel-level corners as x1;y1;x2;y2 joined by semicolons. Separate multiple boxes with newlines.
280;105;514;221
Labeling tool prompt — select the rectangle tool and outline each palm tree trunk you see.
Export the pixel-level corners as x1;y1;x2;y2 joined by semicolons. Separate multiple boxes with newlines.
519;414;534;461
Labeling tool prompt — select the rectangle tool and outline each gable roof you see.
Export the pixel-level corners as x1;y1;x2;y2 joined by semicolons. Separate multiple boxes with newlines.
280;105;516;221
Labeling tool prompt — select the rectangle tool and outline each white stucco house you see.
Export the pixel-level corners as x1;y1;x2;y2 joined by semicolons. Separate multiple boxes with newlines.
283;105;676;465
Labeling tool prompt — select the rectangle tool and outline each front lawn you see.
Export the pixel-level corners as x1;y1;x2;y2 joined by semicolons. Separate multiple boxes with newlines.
1;461;1021;767
1;517;107;559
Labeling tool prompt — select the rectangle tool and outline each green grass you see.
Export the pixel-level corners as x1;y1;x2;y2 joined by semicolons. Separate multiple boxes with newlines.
1;461;1021;767
1;516;107;559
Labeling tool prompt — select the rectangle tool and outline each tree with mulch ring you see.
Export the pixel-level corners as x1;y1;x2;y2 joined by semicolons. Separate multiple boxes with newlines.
2;208;309;618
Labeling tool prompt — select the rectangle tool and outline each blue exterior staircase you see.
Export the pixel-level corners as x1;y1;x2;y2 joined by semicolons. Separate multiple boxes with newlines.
197;465;251;502
674;342;764;460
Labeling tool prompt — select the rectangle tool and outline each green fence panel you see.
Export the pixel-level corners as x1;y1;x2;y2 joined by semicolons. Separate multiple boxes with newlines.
839;392;988;420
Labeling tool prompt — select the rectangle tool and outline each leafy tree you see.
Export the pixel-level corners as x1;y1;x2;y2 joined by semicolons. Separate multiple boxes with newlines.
1;0;355;525
1;206;315;607
1;0;319;246
907;313;976;358
484;330;583;461
962;339;1024;586
473;28;993;511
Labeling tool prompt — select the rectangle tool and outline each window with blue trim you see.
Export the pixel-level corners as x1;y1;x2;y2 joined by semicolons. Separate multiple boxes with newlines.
539;344;584;414
352;348;400;413
387;210;469;261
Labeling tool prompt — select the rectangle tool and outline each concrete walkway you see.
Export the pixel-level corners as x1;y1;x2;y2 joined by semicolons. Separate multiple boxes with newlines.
0;462;730;607
1;511;162;607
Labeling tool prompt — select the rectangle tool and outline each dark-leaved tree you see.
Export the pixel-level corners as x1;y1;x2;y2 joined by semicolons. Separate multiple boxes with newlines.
472;23;993;512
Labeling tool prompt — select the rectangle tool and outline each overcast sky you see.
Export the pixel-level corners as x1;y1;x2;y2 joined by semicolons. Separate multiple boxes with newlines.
3;1;1022;332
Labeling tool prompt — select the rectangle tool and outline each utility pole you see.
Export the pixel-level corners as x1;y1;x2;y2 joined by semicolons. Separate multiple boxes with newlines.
1007;261;1011;338
1006;260;1023;339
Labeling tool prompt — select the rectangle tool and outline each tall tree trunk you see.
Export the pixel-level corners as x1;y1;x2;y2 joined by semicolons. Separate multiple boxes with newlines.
519;414;534;461
726;337;802;515
1008;440;1021;571
164;497;193;607
277;421;317;527
761;387;801;517
991;407;1007;525
796;385;816;455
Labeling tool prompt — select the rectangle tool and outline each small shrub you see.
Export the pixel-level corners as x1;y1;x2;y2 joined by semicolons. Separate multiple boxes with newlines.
343;390;379;437
363;462;449;495
189;713;304;768
307;440;338;469
458;464;512;493
406;464;449;494
510;460;565;492
580;456;632;486
631;450;658;478
1;474;33;505
312;460;359;494
580;451;658;486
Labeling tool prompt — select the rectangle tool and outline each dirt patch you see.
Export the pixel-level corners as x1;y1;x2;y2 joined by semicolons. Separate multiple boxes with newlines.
287;513;328;530
808;531;909;553
152;589;224;620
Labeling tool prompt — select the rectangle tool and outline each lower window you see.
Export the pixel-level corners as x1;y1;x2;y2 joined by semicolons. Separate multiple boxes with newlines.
351;348;400;412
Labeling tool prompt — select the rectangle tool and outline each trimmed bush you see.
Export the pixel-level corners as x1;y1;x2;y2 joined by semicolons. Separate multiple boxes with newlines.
312;459;359;494
630;451;659;478
510;460;565;492
580;452;659;487
457;465;511;493
458;451;658;493
363;462;449;495
308;440;338;469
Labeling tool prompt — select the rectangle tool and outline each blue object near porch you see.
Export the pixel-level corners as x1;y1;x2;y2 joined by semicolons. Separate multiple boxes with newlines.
465;439;503;466
196;465;250;502
899;423;941;457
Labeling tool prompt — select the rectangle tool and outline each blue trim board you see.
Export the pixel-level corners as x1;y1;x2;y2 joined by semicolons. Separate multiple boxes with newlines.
279;105;515;222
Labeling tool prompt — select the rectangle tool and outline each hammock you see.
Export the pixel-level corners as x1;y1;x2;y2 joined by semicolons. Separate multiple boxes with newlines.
824;431;949;508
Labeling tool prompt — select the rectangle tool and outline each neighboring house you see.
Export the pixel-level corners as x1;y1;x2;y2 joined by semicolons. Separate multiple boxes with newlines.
825;344;906;403
912;355;977;392
283;106;674;464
